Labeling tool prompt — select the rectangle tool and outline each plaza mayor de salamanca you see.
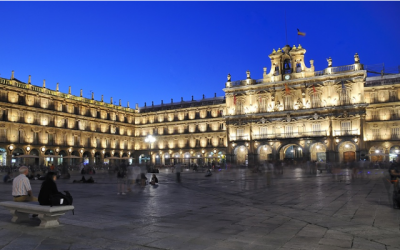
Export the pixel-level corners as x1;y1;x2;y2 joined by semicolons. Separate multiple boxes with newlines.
0;44;399;167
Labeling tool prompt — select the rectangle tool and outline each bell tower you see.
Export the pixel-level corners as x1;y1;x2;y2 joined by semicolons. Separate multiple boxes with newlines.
264;44;314;81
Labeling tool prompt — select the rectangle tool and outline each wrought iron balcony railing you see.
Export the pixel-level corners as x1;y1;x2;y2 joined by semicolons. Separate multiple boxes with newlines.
334;129;359;136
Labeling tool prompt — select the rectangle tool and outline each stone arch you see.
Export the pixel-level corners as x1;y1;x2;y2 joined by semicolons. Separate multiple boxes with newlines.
82;151;91;165
30;149;40;156
390;146;400;161
310;142;326;162
257;144;273;163
279;144;303;160
234;145;248;165
369;145;385;162
338;141;357;163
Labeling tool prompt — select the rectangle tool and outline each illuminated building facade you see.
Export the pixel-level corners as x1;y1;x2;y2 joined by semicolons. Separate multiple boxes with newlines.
0;44;398;167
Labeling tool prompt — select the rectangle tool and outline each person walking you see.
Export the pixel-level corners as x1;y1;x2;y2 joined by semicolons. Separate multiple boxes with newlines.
12;166;38;202
117;165;127;195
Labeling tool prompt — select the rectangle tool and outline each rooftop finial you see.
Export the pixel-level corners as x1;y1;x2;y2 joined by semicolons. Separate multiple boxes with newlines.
91;92;94;100
171;98;173;104
192;95;194;101
11;70;14;80
56;83;59;91
135;103;138;109
110;97;113;104
80;89;83;97
68;86;71;94
119;99;121;106
43;79;46;88
181;97;183;102
152;101;154;107
227;73;231;82
127;101;130;108
203;94;205;99
246;70;251;79
101;95;104;102
327;57;332;67
214;93;216;97
354;53;360;63
28;75;31;84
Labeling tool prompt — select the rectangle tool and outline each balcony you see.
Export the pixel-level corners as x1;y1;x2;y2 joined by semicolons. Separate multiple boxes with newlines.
334;129;359;136
253;131;327;140
230;135;250;141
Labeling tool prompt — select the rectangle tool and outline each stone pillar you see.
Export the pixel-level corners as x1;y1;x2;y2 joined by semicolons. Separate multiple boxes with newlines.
89;155;95;165
6;153;12;167
359;114;366;160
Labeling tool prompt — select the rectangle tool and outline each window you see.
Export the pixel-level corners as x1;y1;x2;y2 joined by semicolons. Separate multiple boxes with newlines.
48;134;54;146
259;98;267;112
0;129;6;142
392;128;400;139
33;132;39;144
96;138;100;147
390;90;397;102
341;121;352;135
18;130;24;144
236;101;244;115
372;129;380;140
296;63;302;73
260;127;268;136
312;123;321;132
370;92;378;103
371;109;379;120
339;88;351;105
284;96;293;110
285;125;293;137
274;66;279;76
236;128;244;140
311;93;321;108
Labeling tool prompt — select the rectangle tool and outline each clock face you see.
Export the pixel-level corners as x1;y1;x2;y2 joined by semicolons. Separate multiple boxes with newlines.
285;75;291;80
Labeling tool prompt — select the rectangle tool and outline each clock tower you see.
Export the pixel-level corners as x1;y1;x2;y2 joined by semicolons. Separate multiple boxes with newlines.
263;44;315;82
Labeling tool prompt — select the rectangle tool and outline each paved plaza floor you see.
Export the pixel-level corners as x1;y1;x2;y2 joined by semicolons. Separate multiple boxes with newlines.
0;167;400;250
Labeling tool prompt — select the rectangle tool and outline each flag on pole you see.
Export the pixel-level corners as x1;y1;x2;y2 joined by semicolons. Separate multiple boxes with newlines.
285;83;290;95
233;94;237;105
297;29;306;36
312;85;316;93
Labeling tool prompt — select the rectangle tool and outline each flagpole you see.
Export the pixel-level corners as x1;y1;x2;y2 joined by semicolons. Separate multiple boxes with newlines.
285;11;288;45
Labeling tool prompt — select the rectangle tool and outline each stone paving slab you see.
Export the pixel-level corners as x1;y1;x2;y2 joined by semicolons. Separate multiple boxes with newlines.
0;167;399;249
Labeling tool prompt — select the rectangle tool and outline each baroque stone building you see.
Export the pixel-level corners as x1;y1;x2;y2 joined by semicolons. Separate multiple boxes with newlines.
0;44;399;167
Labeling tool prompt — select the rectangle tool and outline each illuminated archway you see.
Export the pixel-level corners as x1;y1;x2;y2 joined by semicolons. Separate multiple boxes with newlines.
234;145;248;165
310;143;326;161
338;141;357;163
279;144;303;160
257;144;272;163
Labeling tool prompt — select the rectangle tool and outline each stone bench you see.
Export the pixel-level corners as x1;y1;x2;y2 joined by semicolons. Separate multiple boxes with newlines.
0;201;74;228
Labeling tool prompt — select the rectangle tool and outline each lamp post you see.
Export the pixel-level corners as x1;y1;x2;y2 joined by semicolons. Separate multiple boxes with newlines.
144;135;156;164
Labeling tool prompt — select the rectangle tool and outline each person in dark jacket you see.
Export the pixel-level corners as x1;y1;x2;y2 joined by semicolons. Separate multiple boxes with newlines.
38;172;62;205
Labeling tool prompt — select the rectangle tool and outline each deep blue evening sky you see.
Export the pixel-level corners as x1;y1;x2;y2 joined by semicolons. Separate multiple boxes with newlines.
0;2;399;108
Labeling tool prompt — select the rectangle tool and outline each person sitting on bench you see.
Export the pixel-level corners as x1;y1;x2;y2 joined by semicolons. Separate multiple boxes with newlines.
12;166;38;202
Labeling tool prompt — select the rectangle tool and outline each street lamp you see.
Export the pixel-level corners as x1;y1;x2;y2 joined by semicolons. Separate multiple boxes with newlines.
144;135;156;164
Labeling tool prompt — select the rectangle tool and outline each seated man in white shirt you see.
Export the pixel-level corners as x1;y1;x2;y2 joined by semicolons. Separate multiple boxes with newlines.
12;166;38;202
